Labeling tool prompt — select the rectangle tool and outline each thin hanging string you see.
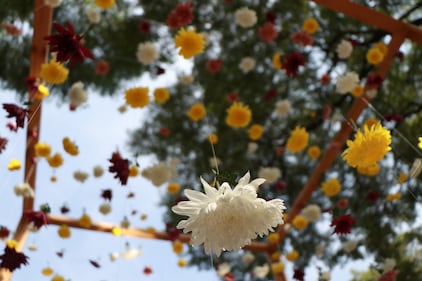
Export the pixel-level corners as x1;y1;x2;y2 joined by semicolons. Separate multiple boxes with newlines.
205;116;220;185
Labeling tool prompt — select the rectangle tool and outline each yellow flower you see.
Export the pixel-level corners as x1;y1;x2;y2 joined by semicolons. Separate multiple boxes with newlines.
34;142;51;157
302;18;319;34
342;122;391;169
292;215;309;230
78;214;92;228
187;103;206;122
397;172;407;184
129;165;139;177
375;42;388;56
95;0;115;9
363;118;378;129
140;214;148;220
307;145;321;159
172;240;184;254
47;153;64;168
41;267;54;276
153;88;170;104
174;28;205;59
208;133;218;144
357;163;380;176
39;60;69;85
321;178;341;197
286;126;309;153
267;233;279;244
51;275;65;281
167;182;181;194
35;84;49;100
386;192;401;202
285;250;299;262
270;251;281;262
8;159;21;171
178;258;188;267
111;227;121;236
248;124;264;140
125;87;150;108
366;47;384;64
5;240;18;249
225;102;252;128
146;227;156;234
51;176;57;182
62;137;79;156
271;262;285;273
272;52;283;69
58;225;71;238
351;84;364;98
418;137;422;150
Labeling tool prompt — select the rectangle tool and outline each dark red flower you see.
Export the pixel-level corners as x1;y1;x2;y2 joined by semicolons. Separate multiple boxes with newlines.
143;266;153;275
159;127;171;137
265;11;277;24
0;246;29;272
320;73;331;85
101;189;113;201
383;114;403;124
25;76;39;94
108;151;130;185
23;210;49;229
276;181;287;191
378;270;398;281
2;103;28;129
348;37;361;47
291;31;314;46
331;214;355;235
264;89;277;102
1;22;22;36
127;192;135;198
395;51;404;60
224;272;235;281
226;91;239;103
138;21;151;34
166;2;193;29
95;60;110;75
293;269;305;281
365;191;380;204
284;51;306;77
336;198;349;209
156;65;165;75
206;59;223;74
60;204;70;214
0;137;8;154
366;73;384;90
0;226;10;239
258;22;277;43
45;22;94;67
89;259;101;268
166;223;182;241
56;250;64;258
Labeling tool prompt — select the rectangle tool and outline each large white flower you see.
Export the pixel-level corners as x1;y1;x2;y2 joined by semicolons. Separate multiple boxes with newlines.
335;72;359;94
172;172;286;256
136;42;159;65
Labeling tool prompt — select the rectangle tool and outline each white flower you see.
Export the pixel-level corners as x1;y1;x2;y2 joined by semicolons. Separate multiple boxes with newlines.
179;75;194;84
141;159;178;187
69;81;88;107
110;252;119;262
172;172;286;256
235;7;257;28
136;42;159;65
217;263;231;276
247;142;258;154
93;165;104;177
241;252;255;265
301;204;321;222
86;7;101;24
335;72;359;94
382;258;396;273
253;264;270;278
274;99;291;117
321;271;331;281
343;240;358;253
14;182;34;197
74;171;89;183
239;57;256;73
257;167;281;185
336;39;353;59
209;157;221;169
44;0;61;7
121;248;142;260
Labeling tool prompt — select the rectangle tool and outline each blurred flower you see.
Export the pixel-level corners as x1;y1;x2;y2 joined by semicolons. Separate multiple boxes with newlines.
248;124;264;141
274;99;291;117
95;0;115;10
153;88;170;104
336;39;353;59
382;258;396;273
258;22;277;43
8;159;21;171
167;183;181;194
208;133;218;144
284;51;305;77
206;59;223;73
254;264;270;278
178;259;187;267
238;57;256;73
0;242;29;272
2;103;28;129
138;21;151;34
366;47;384;64
172;172;285;256
166;2;194;29
187;103;206;122
378;270;398;281
286;126;309;153
292;215;308;230
57;224;71;238
1;22;22;36
291;31;314;46
271;262;285;273
241;252;255;265
41;267;53;276
302;18;319;34
108;151;130;185
94;60;110;75
386;192;401;202
99;203;111;215
307;145;321;159
321;271;331;281
78;214;92;228
62;137;79;156
179;75;194;84
69;82;88;109
225;102;252;128
159;127;171;136
217;262;231;276
0;226;10;239
136;42;159;65
321;178;341;197
336;198;349;209
125;87;150;108
47;153;64;168
51;275;65;281
272;52;283;69
73;171;89;183
235;7;257;28
264;89;277;102
301;204;321;222
14;183;34;198
351;84;364;97
331;214;355;235
365;73;384;90
141;159;178;187
0;137;8;154
258;167;281;184
247;142;258;154
357;163;380;176
174;28;205;59
129;165;139;177
293;269;305;281
320;73;331;85
34;84;49;100
93;165;104;177
336;72;359;94
23;210;49;229
286;250;299;261
343;240;358;253
86;7;101;23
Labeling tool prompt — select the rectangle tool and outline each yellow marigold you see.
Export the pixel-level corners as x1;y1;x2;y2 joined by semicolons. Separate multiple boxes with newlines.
363;118;378;129
248;124;264;140
172;240;184;254
286;126;309;153
8;159;21;171
47;153;64;168
342;122;391;169
125;87;150;108
270;251;281;262
129;165;139;177
78;214;92;228
351;84;364;98
62;137;79;156
386;192;401;202
225;102;252;128
366;47;384;65
357;163;380;176
153;88;170;104
375;42;388;56
41;267;54;276
95;0;115;9
302;18;319;34
271;262;285;274
51;275;65;281
39;60;69;85
58;224;71;238
167;182;181;194
307;145;321;159
187;103;206;122
111;227;121;236
178;258;188;267
285;250;299;262
397;172;407;184
174;28;205;59
292;215;309;230
35;84;49;100
321;178;341;197
267;233;279;244
208;133;218;144
34;142;52;157
272;52;283;69
418;137;422;150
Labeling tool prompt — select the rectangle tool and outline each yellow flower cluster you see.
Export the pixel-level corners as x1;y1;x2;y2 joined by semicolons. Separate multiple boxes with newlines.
248;124;264;140
167;182;181;194
153;88;170;104
62;137;79;156
39;60;69;85
225;102;252;128
321;178;341;197
174;28;205;59
302;18;319;34
8;159;21;171
47;153;64;168
307;145;321;159
292;215;308;230
125;87;150;108
286;126;309;153
187;103;206;122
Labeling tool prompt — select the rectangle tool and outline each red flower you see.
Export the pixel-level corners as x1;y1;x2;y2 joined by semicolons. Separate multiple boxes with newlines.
258;22;277;43
265;11;277;24
291;31;314;46
224;272;235;281
1;22;22;36
45;22;94;67
293;269;305;281
166;223;182;241
206;59;223;74
2;103;28;130
366;73;384;90
108;151;130;185
0;246;29;272
25;76;39;94
284;52;306;77
166;2;194;29
264;88;277;101
95;60;110;75
156;65;166;75
365;191;380;204
336;198;349;209
226;91;239;103
378;270;398;281
23;210;49;229
138;21;151;34
60;204;70;214
0;226;10;239
276;181;287;191
159;127;171;137
383;114;403;124
101;189;113;201
143;266;153;275
320;73;331;85
331;214;355;235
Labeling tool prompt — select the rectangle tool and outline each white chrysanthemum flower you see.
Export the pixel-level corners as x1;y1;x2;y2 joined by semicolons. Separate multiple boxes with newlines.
141;160;178;187
253;264;270;278
239;57;256;73
382;258;396;273
321;271;331;281
136;42;159;65
44;0;61;7
86;7;101;24
274;99;291;117
93;165;104;177
336;39;353;59
69;81;88;107
343;240;358;253
179;75;194;84
172;172;286;256
235;7;257;28
247;142;258;154
335;72;359;94
301;204;321;222
241;252;255;265
73;171;89;183
257;167;281;185
217;263;231;276
14;182;34;197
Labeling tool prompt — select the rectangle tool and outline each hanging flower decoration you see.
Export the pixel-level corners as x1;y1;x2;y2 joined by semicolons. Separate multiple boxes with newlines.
0;137;7;154
2;103;28;130
283;51;306;77
174;28;205;59
166;2;194;29
108;151;130;185
23;210;49;229
331;214;356;235
225;102;252;129
0;240;29;272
